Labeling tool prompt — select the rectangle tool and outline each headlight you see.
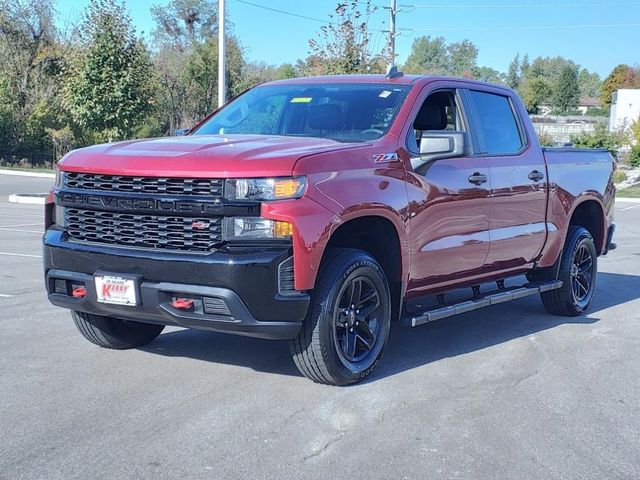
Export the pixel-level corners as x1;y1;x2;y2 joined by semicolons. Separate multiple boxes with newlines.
55;168;63;188
224;177;306;201
223;217;293;241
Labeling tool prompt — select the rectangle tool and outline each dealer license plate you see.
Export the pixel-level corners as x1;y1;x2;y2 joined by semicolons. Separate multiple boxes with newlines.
95;275;138;306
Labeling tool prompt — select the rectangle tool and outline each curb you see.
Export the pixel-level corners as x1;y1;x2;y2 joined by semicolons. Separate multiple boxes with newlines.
8;194;47;205
0;169;55;179
616;197;640;203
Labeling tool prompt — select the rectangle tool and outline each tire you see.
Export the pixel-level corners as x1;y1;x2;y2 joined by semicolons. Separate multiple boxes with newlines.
540;226;597;316
290;248;391;386
72;311;165;349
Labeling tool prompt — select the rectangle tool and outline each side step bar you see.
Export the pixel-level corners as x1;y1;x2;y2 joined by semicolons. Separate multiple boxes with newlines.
407;280;563;328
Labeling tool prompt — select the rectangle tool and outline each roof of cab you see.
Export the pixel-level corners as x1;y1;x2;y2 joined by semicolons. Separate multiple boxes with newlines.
263;74;511;92
267;74;423;86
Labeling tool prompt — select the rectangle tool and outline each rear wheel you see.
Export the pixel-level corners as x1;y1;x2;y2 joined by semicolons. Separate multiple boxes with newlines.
72;311;164;349
540;226;597;316
290;248;391;386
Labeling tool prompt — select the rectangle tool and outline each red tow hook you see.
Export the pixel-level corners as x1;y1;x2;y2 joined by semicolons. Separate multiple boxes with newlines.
171;298;194;310
72;286;87;298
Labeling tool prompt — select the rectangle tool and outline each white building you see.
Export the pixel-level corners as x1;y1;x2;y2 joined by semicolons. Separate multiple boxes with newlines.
609;89;640;131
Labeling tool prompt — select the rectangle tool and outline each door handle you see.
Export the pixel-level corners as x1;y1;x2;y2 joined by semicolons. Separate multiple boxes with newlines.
528;170;545;182
468;172;488;185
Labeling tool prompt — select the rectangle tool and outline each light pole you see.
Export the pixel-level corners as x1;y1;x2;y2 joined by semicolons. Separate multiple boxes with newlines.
218;0;226;108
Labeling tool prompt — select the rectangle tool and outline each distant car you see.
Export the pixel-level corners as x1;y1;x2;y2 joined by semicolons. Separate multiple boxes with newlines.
44;72;616;385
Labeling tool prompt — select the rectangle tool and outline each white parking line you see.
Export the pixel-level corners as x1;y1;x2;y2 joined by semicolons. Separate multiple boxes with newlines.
0;293;13;298
0;227;42;234
621;204;640;211
0;251;42;258
0;212;44;218
0;223;42;228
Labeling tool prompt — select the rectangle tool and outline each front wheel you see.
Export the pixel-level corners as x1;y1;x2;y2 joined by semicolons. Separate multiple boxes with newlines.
540;226;597;316
290;249;391;386
72;311;165;349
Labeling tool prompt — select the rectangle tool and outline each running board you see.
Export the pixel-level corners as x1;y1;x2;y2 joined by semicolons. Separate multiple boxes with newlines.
406;280;563;328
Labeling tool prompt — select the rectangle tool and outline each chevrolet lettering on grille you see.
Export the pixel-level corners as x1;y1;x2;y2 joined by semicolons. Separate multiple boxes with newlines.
56;192;224;215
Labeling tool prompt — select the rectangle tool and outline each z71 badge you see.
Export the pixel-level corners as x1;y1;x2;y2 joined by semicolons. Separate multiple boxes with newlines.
372;153;399;163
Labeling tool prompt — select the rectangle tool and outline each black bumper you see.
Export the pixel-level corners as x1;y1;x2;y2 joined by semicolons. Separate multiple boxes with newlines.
43;230;309;340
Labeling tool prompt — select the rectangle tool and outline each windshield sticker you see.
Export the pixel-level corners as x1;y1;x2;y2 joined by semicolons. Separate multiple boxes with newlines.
290;97;313;103
379;90;392;98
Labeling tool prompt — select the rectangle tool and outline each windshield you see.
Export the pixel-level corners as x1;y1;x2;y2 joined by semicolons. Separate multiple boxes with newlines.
193;83;411;142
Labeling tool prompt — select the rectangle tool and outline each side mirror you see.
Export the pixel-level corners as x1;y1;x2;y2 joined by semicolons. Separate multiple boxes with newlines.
174;128;191;136
412;131;469;171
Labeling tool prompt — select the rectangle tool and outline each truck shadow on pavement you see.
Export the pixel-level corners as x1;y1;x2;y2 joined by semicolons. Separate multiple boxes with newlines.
141;272;640;381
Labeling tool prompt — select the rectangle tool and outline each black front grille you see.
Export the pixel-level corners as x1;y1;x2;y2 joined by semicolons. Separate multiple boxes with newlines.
64;173;224;197
65;208;223;252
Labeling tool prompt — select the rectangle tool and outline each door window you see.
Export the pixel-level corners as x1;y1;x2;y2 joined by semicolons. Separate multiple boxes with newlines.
408;90;462;153
466;90;524;155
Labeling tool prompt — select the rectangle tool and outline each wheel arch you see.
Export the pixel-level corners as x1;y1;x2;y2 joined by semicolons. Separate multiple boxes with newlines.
567;198;606;255
320;212;407;321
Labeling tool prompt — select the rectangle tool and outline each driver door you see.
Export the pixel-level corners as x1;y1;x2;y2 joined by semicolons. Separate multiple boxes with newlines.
404;87;491;296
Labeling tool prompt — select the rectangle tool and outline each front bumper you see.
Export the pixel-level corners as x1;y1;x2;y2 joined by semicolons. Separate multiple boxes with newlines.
43;230;309;340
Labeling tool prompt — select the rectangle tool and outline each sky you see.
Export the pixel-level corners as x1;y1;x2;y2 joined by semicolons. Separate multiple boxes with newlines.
55;0;640;77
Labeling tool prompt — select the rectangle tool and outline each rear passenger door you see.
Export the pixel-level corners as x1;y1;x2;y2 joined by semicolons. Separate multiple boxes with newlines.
464;89;548;269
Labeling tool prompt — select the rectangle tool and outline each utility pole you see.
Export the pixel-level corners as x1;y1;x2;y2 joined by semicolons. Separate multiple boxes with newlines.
388;0;397;70
218;0;226;108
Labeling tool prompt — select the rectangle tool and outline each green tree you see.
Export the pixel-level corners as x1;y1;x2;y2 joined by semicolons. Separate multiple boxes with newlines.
275;63;297;79
551;65;580;114
578;68;601;98
64;0;155;142
0;0;62;155
629;145;640;168
183;36;245;119
448;40;478;76
471;66;503;84
0;74;14;150
506;53;521;89
631;117;640;144
151;0;227;132
518;56;579;109
403;36;448;74
521;54;530;77
304;1;387;75
151;0;217;46
520;77;552;114
528;56;577;84
403;36;482;77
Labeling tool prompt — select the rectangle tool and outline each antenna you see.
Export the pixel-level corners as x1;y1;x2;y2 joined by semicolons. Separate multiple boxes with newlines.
386;65;404;79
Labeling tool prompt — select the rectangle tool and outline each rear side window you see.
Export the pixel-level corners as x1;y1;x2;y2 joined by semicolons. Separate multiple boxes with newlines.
467;90;524;155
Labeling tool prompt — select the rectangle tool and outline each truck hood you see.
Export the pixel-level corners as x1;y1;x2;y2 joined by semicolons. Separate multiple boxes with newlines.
59;134;363;178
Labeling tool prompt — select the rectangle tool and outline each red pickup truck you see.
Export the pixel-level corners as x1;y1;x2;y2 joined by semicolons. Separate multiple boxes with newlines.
44;72;616;385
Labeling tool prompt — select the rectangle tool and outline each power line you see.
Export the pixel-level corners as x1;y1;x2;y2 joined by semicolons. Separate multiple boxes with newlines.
233;0;640;38
404;1;640;8
234;0;335;25
235;0;402;69
235;0;387;31
408;22;640;31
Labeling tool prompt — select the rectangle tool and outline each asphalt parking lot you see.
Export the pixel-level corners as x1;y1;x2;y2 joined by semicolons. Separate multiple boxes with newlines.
1;173;639;480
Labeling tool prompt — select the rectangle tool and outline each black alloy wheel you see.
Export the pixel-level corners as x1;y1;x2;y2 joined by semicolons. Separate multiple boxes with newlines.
334;276;383;364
